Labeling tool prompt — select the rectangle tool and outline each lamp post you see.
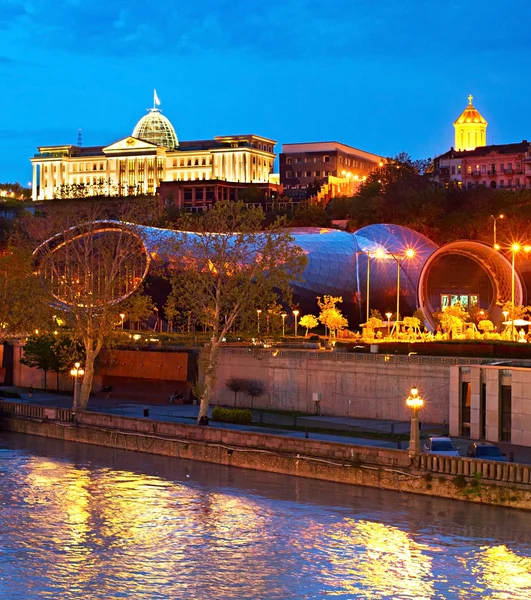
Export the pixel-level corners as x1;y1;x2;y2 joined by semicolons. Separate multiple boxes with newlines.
256;309;262;337
365;248;385;323
491;214;504;249
385;312;392;338
281;312;287;337
406;386;424;458
293;309;300;337
119;313;125;330
395;248;415;326
70;362;85;409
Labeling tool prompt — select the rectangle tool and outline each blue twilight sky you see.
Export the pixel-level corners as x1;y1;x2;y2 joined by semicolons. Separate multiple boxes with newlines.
1;0;531;183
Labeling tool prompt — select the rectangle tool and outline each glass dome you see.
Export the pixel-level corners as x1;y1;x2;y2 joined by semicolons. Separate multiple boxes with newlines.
132;108;179;150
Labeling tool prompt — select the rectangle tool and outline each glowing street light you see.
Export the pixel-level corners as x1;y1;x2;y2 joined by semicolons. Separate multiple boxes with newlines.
508;243;531;340
396;248;416;325
365;248;386;324
119;313;125;330
256;309;262;337
491;214;504;249
281;312;287;337
70;361;85;409
293;309;300;337
406;386;424;457
385;312;392;337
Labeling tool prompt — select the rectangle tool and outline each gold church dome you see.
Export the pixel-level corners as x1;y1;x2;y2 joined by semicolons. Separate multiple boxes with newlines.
454;95;487;125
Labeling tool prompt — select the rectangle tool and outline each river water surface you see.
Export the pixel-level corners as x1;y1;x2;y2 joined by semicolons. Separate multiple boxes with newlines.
1;432;531;599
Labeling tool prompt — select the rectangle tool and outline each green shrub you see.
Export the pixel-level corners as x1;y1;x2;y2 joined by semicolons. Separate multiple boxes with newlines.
212;406;253;425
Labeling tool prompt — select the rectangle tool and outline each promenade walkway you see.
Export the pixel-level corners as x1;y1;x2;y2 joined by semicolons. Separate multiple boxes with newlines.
2;386;531;463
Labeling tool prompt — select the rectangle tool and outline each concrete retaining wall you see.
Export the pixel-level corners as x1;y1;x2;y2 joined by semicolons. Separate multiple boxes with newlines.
2;401;531;510
213;350;451;423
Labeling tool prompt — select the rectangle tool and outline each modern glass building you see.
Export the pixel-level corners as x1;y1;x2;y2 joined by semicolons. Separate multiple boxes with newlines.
34;221;527;329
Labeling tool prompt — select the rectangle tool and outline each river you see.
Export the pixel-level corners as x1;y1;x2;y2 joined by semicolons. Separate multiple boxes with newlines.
1;432;530;599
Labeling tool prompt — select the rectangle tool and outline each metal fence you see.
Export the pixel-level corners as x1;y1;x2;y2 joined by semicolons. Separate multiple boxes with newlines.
219;347;519;367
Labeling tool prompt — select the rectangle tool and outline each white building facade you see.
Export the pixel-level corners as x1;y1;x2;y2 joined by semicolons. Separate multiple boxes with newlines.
30;106;275;201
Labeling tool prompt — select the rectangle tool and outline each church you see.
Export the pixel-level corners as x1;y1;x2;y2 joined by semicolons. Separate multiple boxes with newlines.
434;96;531;190
30;95;276;201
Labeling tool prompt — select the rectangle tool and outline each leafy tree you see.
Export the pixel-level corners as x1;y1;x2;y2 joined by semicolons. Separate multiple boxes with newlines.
366;317;383;329
33;202;156;410
20;334;56;389
20;334;84;389
412;308;425;328
299;314;319;336
0;246;52;342
478;319;494;334
403;316;421;330
317;296;348;337
439;304;469;339
226;377;247;407
167;201;307;423
246;380;265;409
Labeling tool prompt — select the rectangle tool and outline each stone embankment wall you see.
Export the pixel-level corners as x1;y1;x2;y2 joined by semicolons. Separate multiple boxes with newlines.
2;401;531;510
213;349;452;423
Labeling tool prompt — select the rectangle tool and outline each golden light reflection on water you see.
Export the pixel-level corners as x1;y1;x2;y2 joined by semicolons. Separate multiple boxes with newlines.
474;545;531;599
2;445;531;600
293;518;435;598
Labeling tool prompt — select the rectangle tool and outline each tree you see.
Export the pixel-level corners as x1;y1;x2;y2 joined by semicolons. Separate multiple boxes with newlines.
20;334;56;389
20;333;84;390
33;203;157;410
299;314;319;336
0;246;52;342
226;377;247;407
478;320;494;335
439;304;469;339
246;380;265;409
168;201;306;423
317;295;348;337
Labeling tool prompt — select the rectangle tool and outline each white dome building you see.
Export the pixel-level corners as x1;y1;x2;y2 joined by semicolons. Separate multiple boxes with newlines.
132;108;179;150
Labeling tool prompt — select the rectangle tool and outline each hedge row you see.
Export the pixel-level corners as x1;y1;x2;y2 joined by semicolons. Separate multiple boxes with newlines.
212;406;253;425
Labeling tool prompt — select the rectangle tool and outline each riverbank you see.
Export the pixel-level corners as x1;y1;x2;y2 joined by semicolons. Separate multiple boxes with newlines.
2;400;531;510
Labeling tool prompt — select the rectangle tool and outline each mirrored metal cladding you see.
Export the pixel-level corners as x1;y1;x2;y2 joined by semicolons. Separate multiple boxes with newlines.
36;220;524;328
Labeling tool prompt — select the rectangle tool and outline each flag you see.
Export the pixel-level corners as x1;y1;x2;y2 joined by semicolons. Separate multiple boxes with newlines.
154;89;161;106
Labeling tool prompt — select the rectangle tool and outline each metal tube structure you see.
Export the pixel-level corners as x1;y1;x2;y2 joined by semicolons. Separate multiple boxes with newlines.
396;256;401;325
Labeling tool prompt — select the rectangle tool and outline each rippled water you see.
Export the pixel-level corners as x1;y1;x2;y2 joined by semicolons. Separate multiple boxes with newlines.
1;433;531;599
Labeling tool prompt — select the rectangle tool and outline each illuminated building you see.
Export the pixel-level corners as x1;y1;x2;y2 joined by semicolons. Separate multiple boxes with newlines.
280;142;383;200
434;140;531;189
30;100;276;201
454;95;487;152
434;96;531;189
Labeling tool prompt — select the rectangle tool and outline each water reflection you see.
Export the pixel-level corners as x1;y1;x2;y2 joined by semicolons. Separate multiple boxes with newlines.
1;433;531;599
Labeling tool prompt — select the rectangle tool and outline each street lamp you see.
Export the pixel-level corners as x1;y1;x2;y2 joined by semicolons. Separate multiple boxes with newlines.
491;214;504;249
293;309;300;337
365;248;386;323
385;312;392;338
509;243;531;341
70;362;85;409
396;248;416;326
256;309;262;337
281;312;287;336
406;386;424;458
119;313;125;330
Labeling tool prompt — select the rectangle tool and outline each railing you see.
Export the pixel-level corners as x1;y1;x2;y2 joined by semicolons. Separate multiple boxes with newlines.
2;399;531;487
0;401;72;422
218;347;526;366
419;453;531;485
